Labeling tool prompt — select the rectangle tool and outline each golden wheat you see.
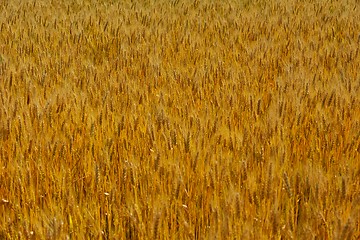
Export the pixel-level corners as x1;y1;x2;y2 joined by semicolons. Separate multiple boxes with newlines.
1;0;360;239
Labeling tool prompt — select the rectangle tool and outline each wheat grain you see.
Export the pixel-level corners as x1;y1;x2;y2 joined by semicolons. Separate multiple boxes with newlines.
0;0;359;238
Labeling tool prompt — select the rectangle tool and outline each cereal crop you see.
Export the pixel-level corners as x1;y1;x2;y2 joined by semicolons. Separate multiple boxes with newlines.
1;0;360;239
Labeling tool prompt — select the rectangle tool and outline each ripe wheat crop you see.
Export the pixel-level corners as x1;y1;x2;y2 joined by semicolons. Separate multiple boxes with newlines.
1;0;360;239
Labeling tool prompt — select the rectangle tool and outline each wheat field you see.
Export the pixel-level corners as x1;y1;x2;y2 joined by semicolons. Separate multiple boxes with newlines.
1;0;360;239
